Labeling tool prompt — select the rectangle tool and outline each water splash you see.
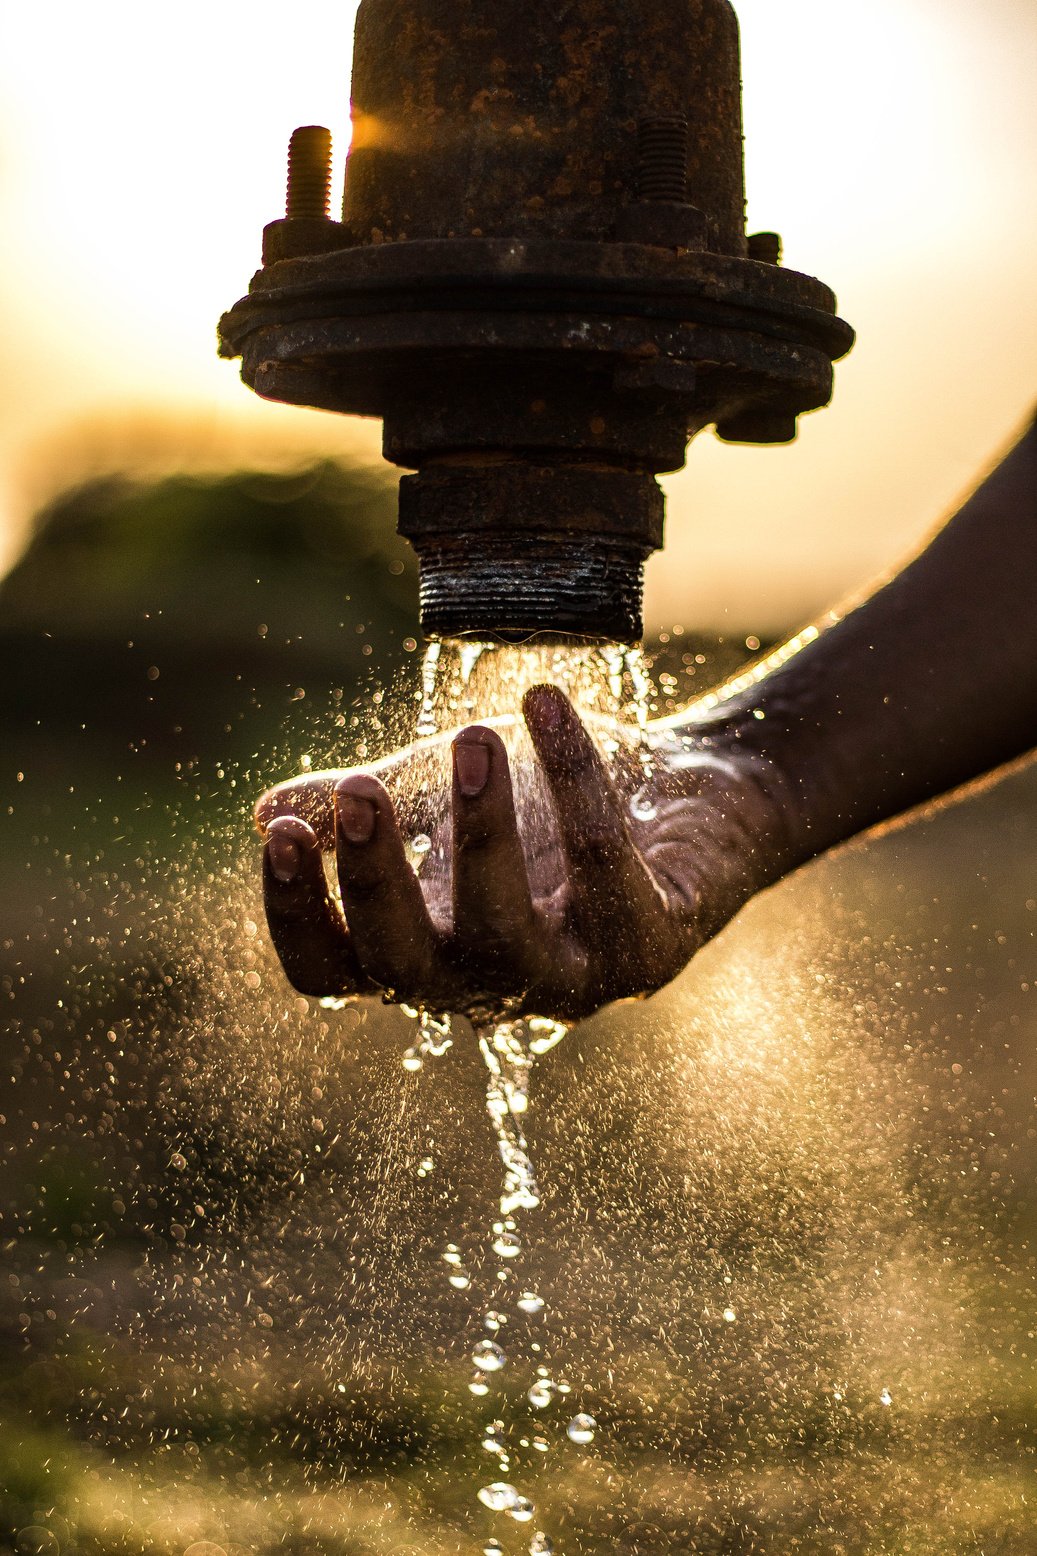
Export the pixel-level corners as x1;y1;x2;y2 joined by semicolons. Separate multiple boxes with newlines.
416;638;443;738
392;635;651;1550
399;1006;454;1073
379;637;653;1549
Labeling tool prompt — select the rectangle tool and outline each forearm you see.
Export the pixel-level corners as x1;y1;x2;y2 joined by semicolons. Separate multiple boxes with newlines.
673;412;1037;867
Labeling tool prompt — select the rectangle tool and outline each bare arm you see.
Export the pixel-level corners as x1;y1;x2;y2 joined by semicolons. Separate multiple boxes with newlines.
683;409;1037;865
257;409;1037;1019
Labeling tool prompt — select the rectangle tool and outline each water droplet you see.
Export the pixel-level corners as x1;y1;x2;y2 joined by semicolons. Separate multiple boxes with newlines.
629;787;657;822
417;1156;434;1177
411;832;432;855
567;1413;596;1444
443;1243;463;1265
879;1388;893;1407
527;1381;554;1409
401;1047;423;1072
723;1307;737;1323
509;1497;535;1523
473;1340;507;1372
492;1231;522;1259
532;1433;549;1453
478;1482;519;1512
517;1290;544;1314
448;1271;471;1291
530;1535;554;1555
318;994;349;1011
528;1024;566;1056
169;1152;187;1171
484;1309;506;1332
469;1378;490;1396
483;1543;504;1556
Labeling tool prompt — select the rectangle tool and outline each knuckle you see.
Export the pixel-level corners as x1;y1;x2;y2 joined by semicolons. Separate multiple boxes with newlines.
340;868;388;904
455;821;499;856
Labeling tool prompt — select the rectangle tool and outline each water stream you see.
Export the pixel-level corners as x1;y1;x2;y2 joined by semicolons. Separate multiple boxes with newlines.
394;637;653;1553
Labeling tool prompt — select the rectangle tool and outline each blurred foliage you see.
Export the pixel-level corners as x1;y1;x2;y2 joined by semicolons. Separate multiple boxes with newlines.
0;461;418;774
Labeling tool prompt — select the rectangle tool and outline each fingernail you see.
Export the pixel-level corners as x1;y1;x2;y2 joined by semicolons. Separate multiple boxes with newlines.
268;831;301;883
339;793;377;845
454;738;490;798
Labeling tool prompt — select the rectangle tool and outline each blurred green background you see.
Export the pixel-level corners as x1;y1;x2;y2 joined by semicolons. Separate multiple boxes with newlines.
1;459;1036;1556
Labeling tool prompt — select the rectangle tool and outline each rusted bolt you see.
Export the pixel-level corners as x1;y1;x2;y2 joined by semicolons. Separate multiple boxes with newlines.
747;230;782;265
637;116;689;203
285;125;333;220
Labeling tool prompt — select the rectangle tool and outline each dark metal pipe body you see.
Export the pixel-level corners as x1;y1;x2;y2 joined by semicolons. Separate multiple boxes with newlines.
219;0;853;641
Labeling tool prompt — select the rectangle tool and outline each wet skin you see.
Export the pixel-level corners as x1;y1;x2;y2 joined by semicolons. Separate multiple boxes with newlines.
256;413;1037;1020
256;684;793;1021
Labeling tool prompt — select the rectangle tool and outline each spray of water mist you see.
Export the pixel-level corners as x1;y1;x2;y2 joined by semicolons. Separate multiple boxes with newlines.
6;616;1035;1556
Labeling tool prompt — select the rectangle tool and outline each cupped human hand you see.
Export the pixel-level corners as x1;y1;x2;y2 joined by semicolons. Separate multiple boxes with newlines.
255;685;796;1020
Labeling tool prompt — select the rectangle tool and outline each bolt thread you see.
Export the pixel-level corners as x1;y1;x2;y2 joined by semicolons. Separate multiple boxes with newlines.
286;126;332;219
637;116;689;203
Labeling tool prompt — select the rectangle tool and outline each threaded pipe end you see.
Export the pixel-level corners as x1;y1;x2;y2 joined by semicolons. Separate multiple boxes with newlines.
414;532;648;642
286;126;332;219
637;116;689;203
398;463;662;640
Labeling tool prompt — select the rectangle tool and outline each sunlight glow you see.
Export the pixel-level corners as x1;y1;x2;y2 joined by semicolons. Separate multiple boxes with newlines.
0;0;1034;624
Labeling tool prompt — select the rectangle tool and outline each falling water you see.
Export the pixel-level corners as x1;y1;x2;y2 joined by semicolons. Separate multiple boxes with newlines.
397;635;652;1552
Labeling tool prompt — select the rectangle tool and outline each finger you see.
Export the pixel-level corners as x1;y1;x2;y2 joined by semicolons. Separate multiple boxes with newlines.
263;816;370;997
255;743;450;849
256;772;342;847
451;726;539;981
522;684;668;951
335;774;443;998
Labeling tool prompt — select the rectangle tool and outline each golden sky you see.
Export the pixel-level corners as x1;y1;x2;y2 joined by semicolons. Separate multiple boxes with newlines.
1;0;1034;633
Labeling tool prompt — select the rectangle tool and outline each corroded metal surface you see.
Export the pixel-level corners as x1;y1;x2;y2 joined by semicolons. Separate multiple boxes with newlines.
218;0;854;640
345;0;746;253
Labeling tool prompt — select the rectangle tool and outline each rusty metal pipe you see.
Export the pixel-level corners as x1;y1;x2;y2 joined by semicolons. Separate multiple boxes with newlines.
219;0;853;641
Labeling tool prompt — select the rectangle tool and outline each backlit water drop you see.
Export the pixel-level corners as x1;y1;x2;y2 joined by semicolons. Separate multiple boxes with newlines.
473;1339;507;1372
630;787;658;822
478;1482;520;1512
567;1412;596;1444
